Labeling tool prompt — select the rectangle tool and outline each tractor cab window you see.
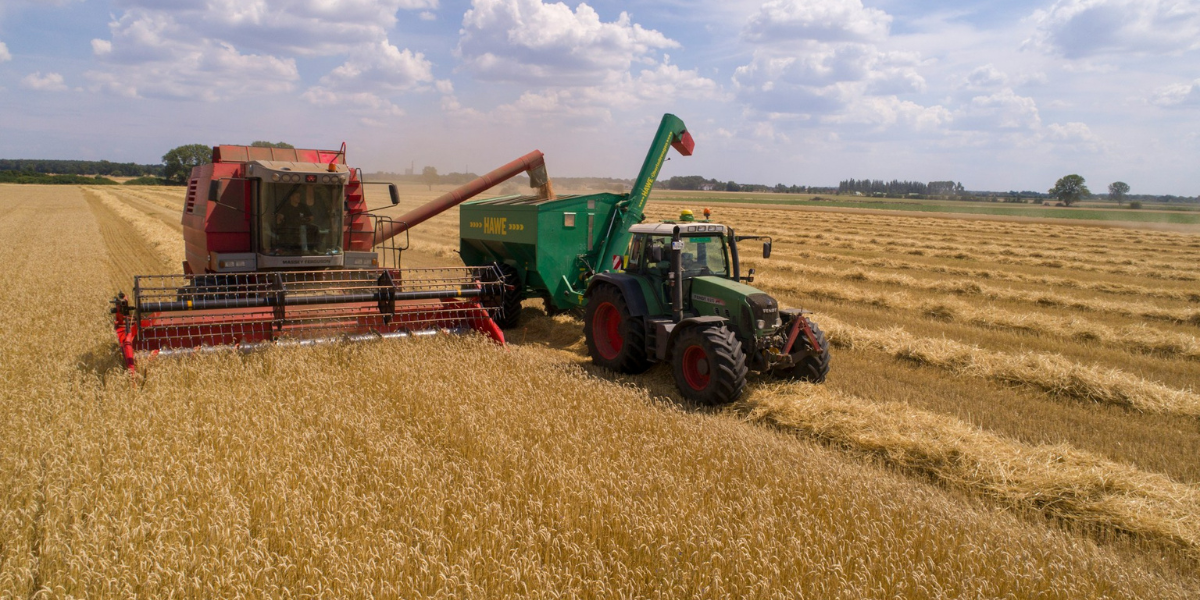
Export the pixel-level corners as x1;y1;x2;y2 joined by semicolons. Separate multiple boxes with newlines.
679;235;729;278
641;236;673;276
259;182;344;256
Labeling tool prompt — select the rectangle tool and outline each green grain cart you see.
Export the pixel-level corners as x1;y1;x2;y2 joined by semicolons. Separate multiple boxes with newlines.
460;114;830;404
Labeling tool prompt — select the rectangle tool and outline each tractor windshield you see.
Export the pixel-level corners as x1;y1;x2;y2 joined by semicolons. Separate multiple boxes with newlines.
259;182;344;256
679;234;730;278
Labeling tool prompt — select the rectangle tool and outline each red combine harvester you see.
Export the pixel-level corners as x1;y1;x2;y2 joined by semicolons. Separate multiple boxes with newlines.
111;144;552;371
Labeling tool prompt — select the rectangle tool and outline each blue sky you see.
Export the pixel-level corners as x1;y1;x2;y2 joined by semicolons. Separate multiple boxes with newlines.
1;0;1197;194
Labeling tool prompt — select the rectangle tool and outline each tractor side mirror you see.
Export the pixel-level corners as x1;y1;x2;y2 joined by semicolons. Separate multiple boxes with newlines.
745;268;756;283
388;183;400;205
763;241;772;259
650;245;663;263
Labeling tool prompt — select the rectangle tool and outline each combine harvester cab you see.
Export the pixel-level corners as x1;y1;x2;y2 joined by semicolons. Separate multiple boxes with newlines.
112;144;553;372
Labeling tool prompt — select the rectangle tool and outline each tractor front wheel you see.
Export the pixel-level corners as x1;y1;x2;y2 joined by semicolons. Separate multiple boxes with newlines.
584;285;651;374
671;325;748;405
774;318;831;383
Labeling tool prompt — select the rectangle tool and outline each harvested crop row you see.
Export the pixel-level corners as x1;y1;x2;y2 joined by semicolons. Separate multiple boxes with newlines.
755;271;1200;360
728;218;1200;272
755;253;1200;325
655;203;1200;260
815;316;1200;417
772;235;1200;281
741;383;1200;557
736;219;1200;267
759;253;1200;303
87;188;183;270
122;188;187;212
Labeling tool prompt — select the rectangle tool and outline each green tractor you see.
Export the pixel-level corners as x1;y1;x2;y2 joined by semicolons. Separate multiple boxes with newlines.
583;211;830;404
459;114;830;404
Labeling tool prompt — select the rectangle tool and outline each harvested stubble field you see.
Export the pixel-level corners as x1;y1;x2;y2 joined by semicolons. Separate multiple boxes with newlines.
2;182;1199;598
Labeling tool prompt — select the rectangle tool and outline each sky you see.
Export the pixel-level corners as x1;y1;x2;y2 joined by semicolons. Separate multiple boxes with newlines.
0;0;1198;194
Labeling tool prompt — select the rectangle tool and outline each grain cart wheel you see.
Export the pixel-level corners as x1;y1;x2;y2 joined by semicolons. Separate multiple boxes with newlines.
775;319;831;384
488;262;525;329
584;284;651;374
671;325;748;405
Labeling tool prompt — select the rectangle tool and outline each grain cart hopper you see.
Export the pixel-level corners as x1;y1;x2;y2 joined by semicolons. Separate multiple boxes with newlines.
111;144;553;372
459;114;830;404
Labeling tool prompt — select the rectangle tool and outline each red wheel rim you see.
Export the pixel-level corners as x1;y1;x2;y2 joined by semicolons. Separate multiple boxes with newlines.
681;345;710;390
593;302;623;360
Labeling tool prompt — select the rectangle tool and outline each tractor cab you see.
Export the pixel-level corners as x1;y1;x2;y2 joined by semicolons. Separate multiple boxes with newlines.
246;161;350;270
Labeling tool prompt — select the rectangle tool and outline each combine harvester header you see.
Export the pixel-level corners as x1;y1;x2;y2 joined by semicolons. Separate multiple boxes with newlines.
112;143;553;371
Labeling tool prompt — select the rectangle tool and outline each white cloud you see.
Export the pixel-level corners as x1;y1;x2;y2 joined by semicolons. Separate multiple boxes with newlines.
90;38;111;56
301;87;405;116
743;0;891;43
0;41;10;63
87;10;299;101
1046;121;1105;152
960;64;1008;90
731;0;935;134
20;71;67;91
456;0;678;85
825;96;951;132
301;39;433;116
1150;79;1200;107
733;45;925;116
954;88;1042;131
318;40;433;93
1027;0;1200;58
107;0;438;57
443;59;719;124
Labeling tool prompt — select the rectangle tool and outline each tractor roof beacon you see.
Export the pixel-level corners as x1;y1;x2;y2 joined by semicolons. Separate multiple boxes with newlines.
458;114;830;404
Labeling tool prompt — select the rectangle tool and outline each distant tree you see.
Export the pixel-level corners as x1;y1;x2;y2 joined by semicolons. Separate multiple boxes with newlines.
1049;174;1090;207
725;180;740;192
1108;181;1130;205
250;141;295;149
162;144;212;184
422;166;439;190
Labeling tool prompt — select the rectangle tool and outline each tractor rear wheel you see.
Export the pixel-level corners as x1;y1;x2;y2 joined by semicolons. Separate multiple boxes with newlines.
671;325;748;405
584;284;651;374
490;262;524;329
775;318;831;383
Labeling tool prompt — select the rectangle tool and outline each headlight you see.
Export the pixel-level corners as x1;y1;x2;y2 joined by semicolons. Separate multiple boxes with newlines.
271;173;280;182
756;319;765;329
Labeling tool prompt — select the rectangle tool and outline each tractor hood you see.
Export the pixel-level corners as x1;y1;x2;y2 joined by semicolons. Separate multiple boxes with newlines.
689;276;781;334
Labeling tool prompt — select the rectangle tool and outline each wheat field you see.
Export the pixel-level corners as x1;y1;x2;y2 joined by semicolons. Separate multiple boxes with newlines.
1;182;1198;597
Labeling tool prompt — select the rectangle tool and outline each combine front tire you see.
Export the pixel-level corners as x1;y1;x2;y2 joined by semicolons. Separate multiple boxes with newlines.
775;319;831;383
671;325;748;405
584;285;651;374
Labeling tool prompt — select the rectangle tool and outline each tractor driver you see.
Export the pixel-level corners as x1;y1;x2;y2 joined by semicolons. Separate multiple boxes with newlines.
275;189;313;253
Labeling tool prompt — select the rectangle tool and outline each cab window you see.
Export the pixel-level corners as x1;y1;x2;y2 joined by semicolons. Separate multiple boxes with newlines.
259;182;344;256
680;235;729;277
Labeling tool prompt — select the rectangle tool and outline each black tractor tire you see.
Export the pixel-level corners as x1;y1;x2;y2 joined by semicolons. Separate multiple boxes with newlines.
490;262;525;330
671;325;748;405
775;318;831;384
584;284;652;374
541;295;569;316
